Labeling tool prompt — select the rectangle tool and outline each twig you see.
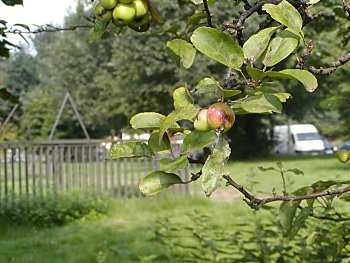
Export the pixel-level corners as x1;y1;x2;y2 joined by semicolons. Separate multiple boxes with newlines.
203;0;213;28
306;53;350;75
5;24;93;35
223;175;350;210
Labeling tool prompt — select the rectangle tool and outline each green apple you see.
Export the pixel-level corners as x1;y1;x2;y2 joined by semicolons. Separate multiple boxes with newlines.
130;14;149;27
112;3;136;26
207;103;235;132
128;23;150;32
132;0;148;17
337;150;349;163
119;0;133;3
100;0;118;10
94;3;113;22
194;109;211;132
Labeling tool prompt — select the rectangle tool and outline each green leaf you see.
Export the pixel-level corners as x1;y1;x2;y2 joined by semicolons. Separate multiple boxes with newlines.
243;27;278;63
130;112;181;131
182;130;217;154
190;27;244;69
262;29;299;67
278;69;318;92
202;138;231;197
130;112;165;130
279;187;309;233
139;171;183;195
257;166;278;172
107;142;154;159
286;168;304;176
246;67;318;92
173;87;194;109
2;0;23;6
160;24;181;35
289;207;312;239
148;132;171;154
262;0;303;33
160;155;189;173
242;94;282;114
90;20;109;44
0;87;19;103
246;66;267;81
159;104;199;142
192;77;241;98
166;39;196;69
187;12;208;25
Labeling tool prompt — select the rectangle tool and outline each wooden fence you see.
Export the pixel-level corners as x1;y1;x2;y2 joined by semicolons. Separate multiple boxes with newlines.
0;140;191;205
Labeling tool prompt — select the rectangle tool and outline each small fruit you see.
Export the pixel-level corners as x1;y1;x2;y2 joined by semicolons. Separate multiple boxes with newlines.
119;0;133;3
112;3;136;26
94;3;113;22
207;103;235;132
130;14;149;27
194;109;211;132
132;0;148;17
337;150;349;163
100;0;118;10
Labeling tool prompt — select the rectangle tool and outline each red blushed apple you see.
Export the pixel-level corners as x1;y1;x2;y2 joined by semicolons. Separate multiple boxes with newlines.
207;103;235;132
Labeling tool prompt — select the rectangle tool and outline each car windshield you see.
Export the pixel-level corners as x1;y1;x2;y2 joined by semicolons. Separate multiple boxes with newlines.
296;132;321;141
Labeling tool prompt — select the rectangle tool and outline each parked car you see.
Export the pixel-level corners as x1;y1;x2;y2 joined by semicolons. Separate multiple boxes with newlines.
338;141;350;151
322;138;337;154
273;124;325;155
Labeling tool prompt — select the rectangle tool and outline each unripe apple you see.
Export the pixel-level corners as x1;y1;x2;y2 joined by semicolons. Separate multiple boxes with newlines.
337;150;349;163
207;103;235;132
94;3;113;22
119;0;133;3
132;0;148;17
130;14;149;27
112;3;136;26
100;0;118;10
194;109;211;132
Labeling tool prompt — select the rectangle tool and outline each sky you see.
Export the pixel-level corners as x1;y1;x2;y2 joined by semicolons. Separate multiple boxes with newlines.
0;0;77;46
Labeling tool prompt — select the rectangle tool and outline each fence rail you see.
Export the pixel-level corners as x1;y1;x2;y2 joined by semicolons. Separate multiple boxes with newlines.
0;140;190;205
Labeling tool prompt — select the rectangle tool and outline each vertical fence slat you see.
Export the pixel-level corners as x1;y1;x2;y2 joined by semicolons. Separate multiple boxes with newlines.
39;146;43;201
60;145;65;192
32;146;36;199
46;146;50;196
124;159;128;199
88;145;92;195
74;145;78;188
82;145;86;195
95;144;100;196
25;146;29;202
3;148;8;204
11;148;15;204
117;159;121;199
137;159;142;199
67;145;72;193
130;158;135;198
103;147;107;193
110;153;114;198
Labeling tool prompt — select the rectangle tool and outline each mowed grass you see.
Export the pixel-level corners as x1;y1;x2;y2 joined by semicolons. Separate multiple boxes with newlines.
0;154;349;263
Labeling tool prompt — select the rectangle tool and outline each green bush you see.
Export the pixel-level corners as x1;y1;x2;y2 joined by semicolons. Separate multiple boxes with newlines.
154;206;350;263
0;193;110;227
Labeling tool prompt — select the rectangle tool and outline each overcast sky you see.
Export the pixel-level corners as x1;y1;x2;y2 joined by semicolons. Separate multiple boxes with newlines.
0;0;77;46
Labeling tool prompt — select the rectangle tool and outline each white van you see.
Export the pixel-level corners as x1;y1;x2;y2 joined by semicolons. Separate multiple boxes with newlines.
273;124;325;155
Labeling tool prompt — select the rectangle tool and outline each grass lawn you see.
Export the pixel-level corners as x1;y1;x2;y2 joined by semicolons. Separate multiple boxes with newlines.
0;154;349;262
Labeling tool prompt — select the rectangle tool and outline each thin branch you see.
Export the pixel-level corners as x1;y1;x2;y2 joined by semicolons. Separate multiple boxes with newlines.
223;175;350;210
5;24;93;35
306;53;350;75
203;0;213;28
